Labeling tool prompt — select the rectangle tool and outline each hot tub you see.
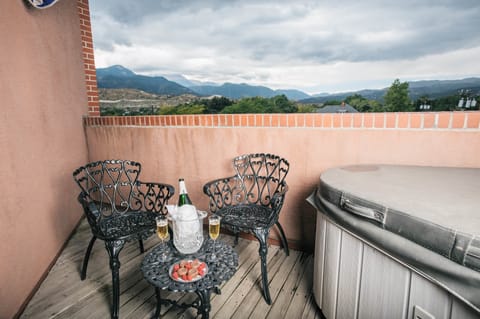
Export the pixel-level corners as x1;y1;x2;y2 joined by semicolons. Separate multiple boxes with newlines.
307;165;480;319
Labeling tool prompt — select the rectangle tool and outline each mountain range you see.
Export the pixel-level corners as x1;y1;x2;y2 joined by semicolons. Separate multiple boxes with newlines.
97;65;310;100
96;66;196;96
97;65;480;103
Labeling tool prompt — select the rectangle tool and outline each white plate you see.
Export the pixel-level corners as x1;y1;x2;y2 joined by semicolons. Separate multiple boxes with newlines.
168;259;208;283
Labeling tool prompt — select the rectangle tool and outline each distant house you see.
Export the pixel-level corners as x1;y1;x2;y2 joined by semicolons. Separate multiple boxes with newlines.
316;102;358;113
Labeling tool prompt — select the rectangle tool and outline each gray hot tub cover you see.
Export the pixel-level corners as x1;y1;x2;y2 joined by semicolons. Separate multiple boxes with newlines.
307;165;480;312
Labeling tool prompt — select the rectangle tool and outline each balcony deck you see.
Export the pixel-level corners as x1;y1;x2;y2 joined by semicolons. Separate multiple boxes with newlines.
20;219;323;319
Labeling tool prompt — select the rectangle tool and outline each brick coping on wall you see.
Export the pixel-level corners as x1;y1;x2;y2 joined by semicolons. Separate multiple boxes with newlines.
83;112;480;130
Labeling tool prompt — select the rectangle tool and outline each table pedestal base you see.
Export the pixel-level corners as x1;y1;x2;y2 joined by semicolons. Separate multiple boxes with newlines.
152;287;221;319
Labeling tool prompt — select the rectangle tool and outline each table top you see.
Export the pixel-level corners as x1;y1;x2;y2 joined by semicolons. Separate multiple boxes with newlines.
141;239;238;293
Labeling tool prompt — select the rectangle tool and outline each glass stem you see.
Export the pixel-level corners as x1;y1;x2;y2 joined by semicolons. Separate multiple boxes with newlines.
211;239;215;259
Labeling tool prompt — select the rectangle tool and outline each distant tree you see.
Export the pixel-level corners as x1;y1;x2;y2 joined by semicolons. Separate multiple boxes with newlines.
101;107;124;116
101;106;161;116
221;95;297;114
411;93;477;112
296;104;317;113
158;103;205;115
384;79;412;112
368;100;385;112
157;106;176;115
221;97;267;113
345;94;364;103
323;99;342;105
344;94;385;112
203;96;233;113
345;94;369;111
414;95;432;111
270;95;298;113
432;94;460;111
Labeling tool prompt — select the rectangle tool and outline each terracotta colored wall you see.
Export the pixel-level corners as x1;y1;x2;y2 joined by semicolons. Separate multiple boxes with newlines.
84;113;480;252
0;2;88;318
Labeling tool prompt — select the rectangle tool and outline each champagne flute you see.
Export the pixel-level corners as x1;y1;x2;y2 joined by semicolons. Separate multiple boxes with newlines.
156;215;169;262
208;215;220;261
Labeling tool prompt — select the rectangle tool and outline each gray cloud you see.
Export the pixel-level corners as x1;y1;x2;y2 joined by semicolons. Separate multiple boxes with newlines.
89;0;480;92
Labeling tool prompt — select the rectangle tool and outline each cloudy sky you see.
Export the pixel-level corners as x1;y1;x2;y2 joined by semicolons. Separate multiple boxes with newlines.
90;0;480;94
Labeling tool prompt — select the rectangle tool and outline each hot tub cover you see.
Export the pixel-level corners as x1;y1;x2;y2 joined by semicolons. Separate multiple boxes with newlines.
308;165;480;312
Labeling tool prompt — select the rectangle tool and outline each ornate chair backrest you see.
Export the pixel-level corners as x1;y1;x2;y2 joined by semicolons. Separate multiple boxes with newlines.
73;160;142;219
232;153;289;206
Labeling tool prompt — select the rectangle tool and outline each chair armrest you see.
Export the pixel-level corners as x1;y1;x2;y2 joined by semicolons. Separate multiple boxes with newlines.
77;192;98;215
270;182;289;213
135;181;175;214
203;175;239;212
77;192;104;233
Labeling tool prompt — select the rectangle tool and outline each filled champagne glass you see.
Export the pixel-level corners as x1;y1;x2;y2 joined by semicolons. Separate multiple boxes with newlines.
209;215;220;260
157;220;168;240
156;215;169;262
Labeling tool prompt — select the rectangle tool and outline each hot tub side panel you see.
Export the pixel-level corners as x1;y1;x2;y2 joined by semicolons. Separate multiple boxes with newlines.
313;212;480;319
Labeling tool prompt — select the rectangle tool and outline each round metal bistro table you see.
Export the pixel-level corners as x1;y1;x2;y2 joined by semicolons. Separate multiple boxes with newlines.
141;239;238;319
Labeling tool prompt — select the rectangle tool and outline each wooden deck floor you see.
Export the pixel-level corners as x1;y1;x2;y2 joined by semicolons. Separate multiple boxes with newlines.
20;219;323;319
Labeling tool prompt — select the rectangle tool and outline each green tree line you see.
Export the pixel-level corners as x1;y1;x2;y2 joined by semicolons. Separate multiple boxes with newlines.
158;95;300;114
101;79;478;116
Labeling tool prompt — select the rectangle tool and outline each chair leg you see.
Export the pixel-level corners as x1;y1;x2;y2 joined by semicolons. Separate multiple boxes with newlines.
153;288;161;319
105;240;126;319
138;239;144;253
81;236;97;280
253;228;272;305
234;232;240;246
275;222;289;256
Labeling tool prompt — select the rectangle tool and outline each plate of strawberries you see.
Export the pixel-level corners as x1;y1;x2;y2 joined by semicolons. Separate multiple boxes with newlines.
169;259;208;282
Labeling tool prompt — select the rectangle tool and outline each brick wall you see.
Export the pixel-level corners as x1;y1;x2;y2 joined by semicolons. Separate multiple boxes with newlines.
84;112;480;130
77;0;99;116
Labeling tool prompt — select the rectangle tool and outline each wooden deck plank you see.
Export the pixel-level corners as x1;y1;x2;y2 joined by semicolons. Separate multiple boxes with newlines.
207;238;261;317
22;237;157;318
245;251;301;319
20;219;323;319
301;295;324;319
27;253;147;319
285;255;318;319
218;247;285;318
228;248;289;319
265;252;306;318
208;239;272;317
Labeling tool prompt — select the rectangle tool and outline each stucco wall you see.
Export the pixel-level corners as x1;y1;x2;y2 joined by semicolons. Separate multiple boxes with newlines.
84;118;480;253
0;2;88;318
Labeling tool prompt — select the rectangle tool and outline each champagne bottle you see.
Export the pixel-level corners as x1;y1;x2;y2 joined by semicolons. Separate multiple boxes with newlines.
178;178;193;206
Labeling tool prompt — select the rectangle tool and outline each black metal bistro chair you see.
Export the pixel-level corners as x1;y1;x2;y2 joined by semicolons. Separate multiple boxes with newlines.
203;153;290;304
73;160;174;319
